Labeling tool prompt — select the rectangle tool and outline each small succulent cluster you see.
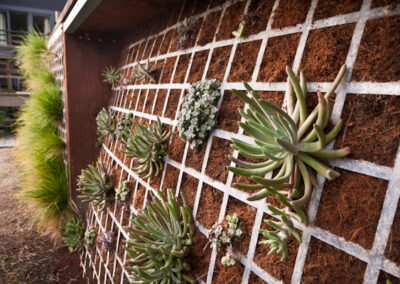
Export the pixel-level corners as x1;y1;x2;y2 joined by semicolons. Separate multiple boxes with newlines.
96;108;115;144
61;216;85;252
177;79;221;149
133;60;156;83
77;160;115;211
125;189;195;283
84;226;97;246
207;213;245;267
102;65;120;89
228;65;349;261
98;231;115;252
115;112;133;142
123;117;171;179
115;180;131;202
177;16;198;50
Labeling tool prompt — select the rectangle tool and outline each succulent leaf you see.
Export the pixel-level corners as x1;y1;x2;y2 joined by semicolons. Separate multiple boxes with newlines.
229;65;350;260
125;189;194;283
123;118;171;179
77;159;114;211
102;65;120;89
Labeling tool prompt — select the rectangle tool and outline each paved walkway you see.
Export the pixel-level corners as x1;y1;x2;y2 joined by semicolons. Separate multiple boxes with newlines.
0;135;15;148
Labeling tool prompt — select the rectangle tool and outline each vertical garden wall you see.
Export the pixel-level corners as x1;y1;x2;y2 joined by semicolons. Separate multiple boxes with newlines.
51;0;400;283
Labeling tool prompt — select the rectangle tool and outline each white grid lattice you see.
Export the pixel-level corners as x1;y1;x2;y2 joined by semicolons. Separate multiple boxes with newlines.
76;0;400;283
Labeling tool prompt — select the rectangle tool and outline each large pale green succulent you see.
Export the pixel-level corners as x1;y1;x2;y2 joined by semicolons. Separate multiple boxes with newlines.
77;160;114;211
228;64;350;261
125;189;194;283
123;117;171;179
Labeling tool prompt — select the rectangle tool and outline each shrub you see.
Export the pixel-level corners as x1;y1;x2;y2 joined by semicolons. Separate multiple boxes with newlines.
77;160;114;211
123;117;171;179
61;215;85;252
14;32;69;236
228;65;350;261
125;189;194;283
177;79;221;149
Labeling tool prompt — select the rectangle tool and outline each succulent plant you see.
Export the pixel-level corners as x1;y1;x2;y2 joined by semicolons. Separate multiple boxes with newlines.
96;107;115;144
98;231;115;252
232;1;266;38
102;65;120;89
61;215;85;252
177;16;198;50
133;60;156;83
125;189;195;283
77;160;114;211
84;226;97;246
207;213;245;267
116;112;133;142
115;180;131;202
228;64;350;261
177;79;221;149
123;117;171;179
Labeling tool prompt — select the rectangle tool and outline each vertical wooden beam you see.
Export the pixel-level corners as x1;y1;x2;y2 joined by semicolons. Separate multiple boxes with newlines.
62;27;122;214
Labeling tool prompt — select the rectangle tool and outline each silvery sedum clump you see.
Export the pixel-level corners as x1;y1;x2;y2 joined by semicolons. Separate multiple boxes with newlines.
178;79;221;149
125;189;195;283
115;112;133;142
115;180;131;202
228;64;350;261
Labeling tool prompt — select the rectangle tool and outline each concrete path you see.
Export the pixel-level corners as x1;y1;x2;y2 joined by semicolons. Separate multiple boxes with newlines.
0;135;15;148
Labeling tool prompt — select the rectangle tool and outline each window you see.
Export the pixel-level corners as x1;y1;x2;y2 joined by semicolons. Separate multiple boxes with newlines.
33;15;50;35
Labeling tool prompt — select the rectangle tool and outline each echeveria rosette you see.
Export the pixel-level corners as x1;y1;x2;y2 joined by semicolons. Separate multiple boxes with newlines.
123;117;171;179
227;64;350;261
178;79;221;149
124;189;195;284
102;65;120;89
96;107;115;144
77;159;114;212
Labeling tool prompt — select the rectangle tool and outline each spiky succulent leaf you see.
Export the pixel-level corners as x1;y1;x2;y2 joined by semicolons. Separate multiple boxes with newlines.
125;189;195;283
102;65;120;89
77;160;114;211
123;117;171;179
229;65;350;260
61;216;85;252
96;108;115;144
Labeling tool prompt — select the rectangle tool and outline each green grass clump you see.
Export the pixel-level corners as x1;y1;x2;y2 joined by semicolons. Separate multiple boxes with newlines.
14;32;70;237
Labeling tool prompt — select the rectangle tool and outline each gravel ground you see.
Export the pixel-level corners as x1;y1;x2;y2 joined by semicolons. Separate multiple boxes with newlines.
0;148;83;284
